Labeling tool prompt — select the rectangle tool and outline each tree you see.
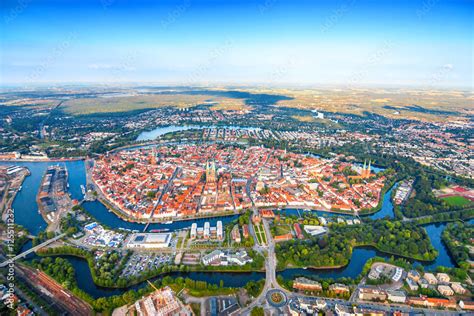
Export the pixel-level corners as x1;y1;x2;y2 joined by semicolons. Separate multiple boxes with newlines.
251;307;264;316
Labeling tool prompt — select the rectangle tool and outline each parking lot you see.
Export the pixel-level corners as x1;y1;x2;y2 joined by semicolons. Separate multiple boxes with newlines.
121;253;173;278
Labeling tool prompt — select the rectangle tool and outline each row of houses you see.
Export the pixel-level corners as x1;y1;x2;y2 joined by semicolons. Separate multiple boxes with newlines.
292;278;350;294
358;287;474;311
405;271;467;295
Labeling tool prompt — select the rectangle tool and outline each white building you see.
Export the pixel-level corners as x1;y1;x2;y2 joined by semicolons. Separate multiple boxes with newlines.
451;282;466;295
423;273;438;285
126;233;172;249
303;225;327;236
438;285;454;296
406;278;419;291
436;273;450;283
387;290;406;303
202;250;224;265
318;217;328;226
392;267;403;282
190;223;197;239
217;221;223;240
202;250;252;266
204;222;210;239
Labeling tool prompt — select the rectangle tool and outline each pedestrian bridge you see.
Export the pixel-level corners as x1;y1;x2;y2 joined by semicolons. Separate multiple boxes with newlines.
0;233;66;268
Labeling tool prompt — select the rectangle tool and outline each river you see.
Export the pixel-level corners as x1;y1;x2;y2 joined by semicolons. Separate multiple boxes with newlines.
0;159;459;299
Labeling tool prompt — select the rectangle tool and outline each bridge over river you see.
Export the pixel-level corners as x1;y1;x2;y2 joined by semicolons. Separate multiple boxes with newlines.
0;233;66;268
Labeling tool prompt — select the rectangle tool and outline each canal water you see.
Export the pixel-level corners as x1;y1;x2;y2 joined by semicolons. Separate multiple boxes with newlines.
82;200;239;232
0;160;459;299
2;160;86;235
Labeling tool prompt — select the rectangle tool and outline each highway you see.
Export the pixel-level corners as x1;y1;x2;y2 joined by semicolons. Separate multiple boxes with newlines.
0;233;66;268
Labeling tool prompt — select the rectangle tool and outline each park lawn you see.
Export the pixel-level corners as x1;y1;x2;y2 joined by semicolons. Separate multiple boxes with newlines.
442;196;472;207
273;224;292;236
254;226;263;245
254;224;267;245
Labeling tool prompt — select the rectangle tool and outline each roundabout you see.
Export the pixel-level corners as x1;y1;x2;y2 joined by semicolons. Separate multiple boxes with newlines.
266;289;288;308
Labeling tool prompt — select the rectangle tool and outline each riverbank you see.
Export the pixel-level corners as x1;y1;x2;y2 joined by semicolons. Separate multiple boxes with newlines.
0;157;85;162
1;167;30;219
86;159;240;225
277;242;437;272
36;245;265;290
359;180;398;217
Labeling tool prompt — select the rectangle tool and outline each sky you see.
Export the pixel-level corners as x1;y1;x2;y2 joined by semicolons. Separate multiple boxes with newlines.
1;0;472;88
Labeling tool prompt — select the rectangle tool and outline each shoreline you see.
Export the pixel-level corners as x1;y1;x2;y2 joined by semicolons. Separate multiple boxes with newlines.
36;249;265;290
1;168;30;220
0;157;85;163
278;243;437;272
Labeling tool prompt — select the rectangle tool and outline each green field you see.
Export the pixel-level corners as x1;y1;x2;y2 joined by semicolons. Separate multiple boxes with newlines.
254;224;267;245
61;94;246;115
442;196;472;207
273;224;292;237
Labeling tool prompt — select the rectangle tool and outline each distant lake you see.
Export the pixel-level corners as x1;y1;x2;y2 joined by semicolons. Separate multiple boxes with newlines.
136;125;261;141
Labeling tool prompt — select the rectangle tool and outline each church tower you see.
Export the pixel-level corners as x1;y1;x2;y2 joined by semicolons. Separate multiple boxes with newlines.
150;147;157;165
206;161;216;183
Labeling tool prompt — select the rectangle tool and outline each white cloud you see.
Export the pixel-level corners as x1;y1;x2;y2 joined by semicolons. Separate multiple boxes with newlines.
88;63;136;71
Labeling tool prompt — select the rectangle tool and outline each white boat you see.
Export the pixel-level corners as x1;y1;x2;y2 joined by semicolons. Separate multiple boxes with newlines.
164;221;173;224
80;185;86;195
18;186;22;191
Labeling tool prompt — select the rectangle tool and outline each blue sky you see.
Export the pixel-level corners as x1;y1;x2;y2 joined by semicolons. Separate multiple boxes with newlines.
1;0;472;88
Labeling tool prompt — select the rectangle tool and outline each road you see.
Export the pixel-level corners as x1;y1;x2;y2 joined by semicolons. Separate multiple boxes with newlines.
290;293;467;316
144;166;180;231
0;233;66;268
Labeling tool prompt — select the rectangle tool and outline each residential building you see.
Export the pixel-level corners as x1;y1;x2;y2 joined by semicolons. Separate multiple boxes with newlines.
242;224;249;238
329;283;350;294
293;223;304;239
293;277;322;292
408;296;456;309
204;222;210;239
436;273;450;283
450;282;466;295
423;273;438;285
418;278;429;289
231;225;241;243
387;290;406;304
358;288;387;302
335;304;354;316
437;285;454;296
274;233;292;242
407;270;420;282
406;278;419;291
459;300;474;311
217;221;223;240
190;223;197;239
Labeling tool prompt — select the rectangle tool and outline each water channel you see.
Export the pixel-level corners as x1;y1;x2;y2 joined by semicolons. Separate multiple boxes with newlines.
1;157;459;298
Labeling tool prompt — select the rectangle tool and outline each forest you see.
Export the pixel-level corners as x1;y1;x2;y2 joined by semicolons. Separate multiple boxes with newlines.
442;222;473;269
276;219;438;269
